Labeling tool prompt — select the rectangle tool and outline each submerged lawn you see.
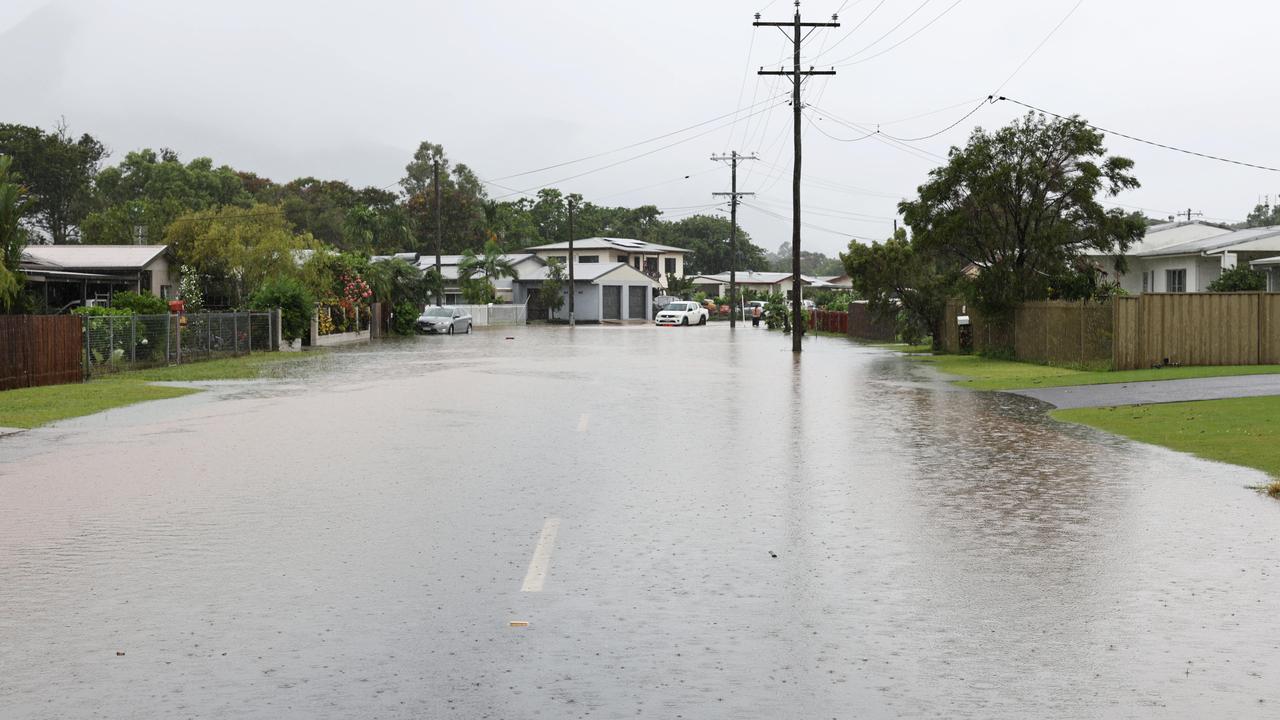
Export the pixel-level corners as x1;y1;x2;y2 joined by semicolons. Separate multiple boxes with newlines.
912;354;1280;392
0;352;318;429
1053;397;1280;481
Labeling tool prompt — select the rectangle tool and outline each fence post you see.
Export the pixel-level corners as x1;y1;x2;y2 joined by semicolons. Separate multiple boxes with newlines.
165;314;171;364
233;312;240;355
131;315;137;364
272;308;282;350
83;319;92;378
108;317;114;365
176;314;182;364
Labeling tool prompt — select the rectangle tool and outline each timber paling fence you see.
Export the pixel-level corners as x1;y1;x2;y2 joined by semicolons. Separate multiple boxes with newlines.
0;315;83;391
83;311;279;378
941;293;1280;370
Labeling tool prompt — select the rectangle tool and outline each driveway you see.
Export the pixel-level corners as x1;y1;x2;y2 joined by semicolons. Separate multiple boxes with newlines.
2;327;1279;718
1008;373;1280;409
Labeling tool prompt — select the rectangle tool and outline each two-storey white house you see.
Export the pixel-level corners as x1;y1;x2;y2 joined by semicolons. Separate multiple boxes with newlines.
523;238;689;290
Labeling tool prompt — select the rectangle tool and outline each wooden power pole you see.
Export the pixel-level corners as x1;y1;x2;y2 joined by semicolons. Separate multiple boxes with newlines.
567;197;576;327
712;151;757;328
433;160;443;306
756;2;837;352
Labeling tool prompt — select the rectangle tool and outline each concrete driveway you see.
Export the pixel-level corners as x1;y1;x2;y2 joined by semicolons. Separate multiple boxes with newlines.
1008;373;1280;408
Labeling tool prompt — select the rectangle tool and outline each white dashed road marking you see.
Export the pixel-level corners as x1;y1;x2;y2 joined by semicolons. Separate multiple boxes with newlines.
520;518;561;592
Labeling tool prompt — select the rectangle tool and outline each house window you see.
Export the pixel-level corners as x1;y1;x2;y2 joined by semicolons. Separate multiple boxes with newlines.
617;254;629;263
578;255;599;263
664;258;677;275
1166;269;1187;293
160;285;172;299
633;257;641;270
1141;270;1155;293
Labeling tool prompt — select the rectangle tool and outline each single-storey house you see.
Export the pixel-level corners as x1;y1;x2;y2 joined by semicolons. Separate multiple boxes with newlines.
1249;256;1280;291
820;274;853;289
690;271;815;300
512;262;660;322
371;251;545;304
19;244;177;313
1093;221;1280;293
523;237;689;290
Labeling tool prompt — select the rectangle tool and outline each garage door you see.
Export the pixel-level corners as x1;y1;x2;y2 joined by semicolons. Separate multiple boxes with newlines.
602;285;622;320
628;286;647;319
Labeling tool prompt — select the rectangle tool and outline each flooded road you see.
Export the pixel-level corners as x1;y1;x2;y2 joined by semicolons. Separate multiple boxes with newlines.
2;325;1278;718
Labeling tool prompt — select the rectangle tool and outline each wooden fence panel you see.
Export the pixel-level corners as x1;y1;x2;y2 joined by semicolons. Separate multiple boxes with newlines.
847;302;897;341
0;315;84;391
1114;292;1280;369
1112;296;1139;370
1263;294;1280;365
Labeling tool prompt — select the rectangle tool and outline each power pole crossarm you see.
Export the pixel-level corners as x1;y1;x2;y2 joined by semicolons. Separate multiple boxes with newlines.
712;152;757;330
755;1;838;353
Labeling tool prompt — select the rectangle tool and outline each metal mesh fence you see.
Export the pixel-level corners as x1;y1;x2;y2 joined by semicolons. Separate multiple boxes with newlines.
83;312;275;378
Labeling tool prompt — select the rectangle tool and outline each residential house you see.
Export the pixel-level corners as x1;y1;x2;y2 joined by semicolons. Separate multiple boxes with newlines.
371;252;545;304
1250;256;1280;291
20;244;177;312
523;237;689;290
1093;221;1280;293
820;274;854;289
512;262;660;322
690;271;815;300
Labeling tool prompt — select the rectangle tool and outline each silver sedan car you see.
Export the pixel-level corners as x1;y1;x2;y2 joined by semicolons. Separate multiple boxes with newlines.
416;306;473;335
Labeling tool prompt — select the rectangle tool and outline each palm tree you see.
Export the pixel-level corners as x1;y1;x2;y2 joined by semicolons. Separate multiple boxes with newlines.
458;238;519;300
0;156;29;312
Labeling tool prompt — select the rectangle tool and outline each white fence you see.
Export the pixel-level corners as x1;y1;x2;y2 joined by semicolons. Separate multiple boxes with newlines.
454;304;527;326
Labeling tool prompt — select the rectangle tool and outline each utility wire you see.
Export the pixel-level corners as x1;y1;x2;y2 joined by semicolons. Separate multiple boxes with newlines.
997;96;1280;173
835;0;964;67
992;0;1084;95
808;0;889;61
484;92;787;183
488;102;786;200
879;96;992;141
825;0;935;66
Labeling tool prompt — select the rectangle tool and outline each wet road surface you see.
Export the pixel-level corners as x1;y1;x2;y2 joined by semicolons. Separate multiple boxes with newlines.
1010;373;1280;409
2;325;1279;718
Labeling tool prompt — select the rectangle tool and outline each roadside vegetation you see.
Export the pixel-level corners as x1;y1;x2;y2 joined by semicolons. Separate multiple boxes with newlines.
0;352;318;429
1053;398;1280;482
913;353;1280;391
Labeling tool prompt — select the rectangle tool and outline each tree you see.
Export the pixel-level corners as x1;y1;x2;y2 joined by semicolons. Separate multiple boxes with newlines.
900;112;1146;317
365;257;429;307
83;149;252;245
250;277;315;344
0;156;30;311
1208;265;1267;292
539;258;566;319
0;122;106;244
401;141;489;255
164;205;313;307
665;214;768;275
842;228;961;349
1243;200;1280;228
458;237;520;294
665;273;696;298
767;241;844;276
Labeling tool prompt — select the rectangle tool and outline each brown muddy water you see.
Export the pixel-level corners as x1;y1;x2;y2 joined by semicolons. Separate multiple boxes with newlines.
1;325;1277;718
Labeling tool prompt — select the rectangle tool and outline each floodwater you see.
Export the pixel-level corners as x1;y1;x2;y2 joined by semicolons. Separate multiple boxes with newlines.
1;325;1277;719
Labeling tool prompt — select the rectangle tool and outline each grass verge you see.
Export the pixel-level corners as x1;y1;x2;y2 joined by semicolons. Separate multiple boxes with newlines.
0;352;318;429
1052;397;1280;481
912;354;1280;392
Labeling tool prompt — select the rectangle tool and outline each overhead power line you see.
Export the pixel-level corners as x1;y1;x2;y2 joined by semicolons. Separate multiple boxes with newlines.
485;92;788;183
825;0;936;66
997;96;1280;173
488;101;786;199
834;0;965;67
993;0;1084;95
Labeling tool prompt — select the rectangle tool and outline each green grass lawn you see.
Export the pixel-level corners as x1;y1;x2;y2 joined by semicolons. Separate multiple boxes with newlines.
0;352;318;429
912;354;1280;392
1053;398;1280;485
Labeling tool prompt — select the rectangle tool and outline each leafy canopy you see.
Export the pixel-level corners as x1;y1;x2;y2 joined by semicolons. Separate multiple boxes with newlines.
900;112;1145;316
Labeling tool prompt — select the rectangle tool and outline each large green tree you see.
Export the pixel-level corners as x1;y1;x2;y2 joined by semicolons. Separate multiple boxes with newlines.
401;141;489;255
83;149;252;245
664;214;767;275
0;122;106;243
766;241;844;276
900;112;1145;316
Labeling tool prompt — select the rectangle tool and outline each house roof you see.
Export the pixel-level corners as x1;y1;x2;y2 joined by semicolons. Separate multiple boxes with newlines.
1250;255;1280;267
692;271;812;285
1135;225;1280;257
524;237;689;254
20;244;169;270
516;261;659;286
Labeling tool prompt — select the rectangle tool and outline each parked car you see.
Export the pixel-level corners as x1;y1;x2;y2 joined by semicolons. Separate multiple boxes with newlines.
416;306;472;335
655;301;708;326
802;299;816;311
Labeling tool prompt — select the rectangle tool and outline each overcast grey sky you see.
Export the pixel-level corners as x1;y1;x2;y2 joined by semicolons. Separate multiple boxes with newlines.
3;0;1278;256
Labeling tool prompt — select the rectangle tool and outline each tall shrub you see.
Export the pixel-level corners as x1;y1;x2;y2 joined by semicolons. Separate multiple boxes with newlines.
250;277;315;343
